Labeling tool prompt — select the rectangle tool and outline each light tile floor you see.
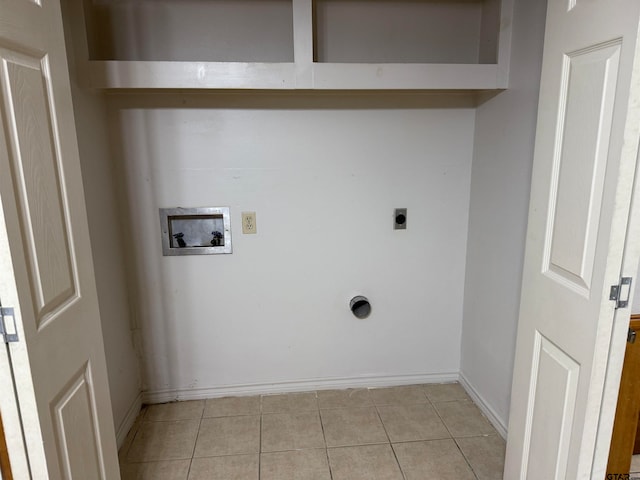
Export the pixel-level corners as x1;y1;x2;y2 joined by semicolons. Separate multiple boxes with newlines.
118;383;505;480
632;455;640;478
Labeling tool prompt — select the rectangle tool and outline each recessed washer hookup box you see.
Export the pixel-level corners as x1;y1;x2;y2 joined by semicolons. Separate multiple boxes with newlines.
159;207;232;256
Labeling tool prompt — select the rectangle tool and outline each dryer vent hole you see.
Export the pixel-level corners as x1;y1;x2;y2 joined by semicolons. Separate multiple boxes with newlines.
350;296;371;319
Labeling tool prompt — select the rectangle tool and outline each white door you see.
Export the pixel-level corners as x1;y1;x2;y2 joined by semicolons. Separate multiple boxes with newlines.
505;0;640;479
0;0;120;478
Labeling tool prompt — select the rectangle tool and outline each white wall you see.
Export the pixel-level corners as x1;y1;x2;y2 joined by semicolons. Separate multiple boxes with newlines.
76;92;142;440
86;0;294;62
460;0;548;431
108;94;476;399
315;1;488;63
61;0;141;441
87;0;498;65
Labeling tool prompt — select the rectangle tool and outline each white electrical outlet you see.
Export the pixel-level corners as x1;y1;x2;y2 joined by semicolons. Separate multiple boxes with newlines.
242;212;257;234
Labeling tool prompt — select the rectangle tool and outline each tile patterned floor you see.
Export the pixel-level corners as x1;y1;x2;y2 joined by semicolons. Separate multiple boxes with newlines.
118;383;505;480
632;455;640;478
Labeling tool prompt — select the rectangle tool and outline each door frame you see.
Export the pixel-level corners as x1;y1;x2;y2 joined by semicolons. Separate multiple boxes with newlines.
0;198;34;480
0;407;13;480
606;314;640;473
593;152;640;476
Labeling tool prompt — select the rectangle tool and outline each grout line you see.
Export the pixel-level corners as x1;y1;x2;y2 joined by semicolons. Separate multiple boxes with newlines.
185;403;206;479
317;403;333;480
259;394;263;480
389;443;408;480
431;400;454;438
258;408;263;479
385;438;449;447
140;418;205;424
116;458;193;465
186;458;194;480
429;396;482;478
451;437;479;480
431;402;480;480
374;404;407;480
325;448;334;480
430;398;473;405
420;387;432;406
373;405;392;445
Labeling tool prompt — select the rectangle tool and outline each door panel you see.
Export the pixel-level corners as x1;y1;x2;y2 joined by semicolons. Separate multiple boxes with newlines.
2;50;78;327
524;333;579;480
0;0;120;478
52;363;102;480
546;41;621;294
505;0;640;478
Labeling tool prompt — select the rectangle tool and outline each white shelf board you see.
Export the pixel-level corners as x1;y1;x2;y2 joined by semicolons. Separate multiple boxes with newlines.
87;61;298;90
87;60;503;90
311;63;501;90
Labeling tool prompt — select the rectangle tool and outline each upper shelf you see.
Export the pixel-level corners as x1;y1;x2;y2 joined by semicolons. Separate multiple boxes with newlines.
71;0;514;91
85;61;502;90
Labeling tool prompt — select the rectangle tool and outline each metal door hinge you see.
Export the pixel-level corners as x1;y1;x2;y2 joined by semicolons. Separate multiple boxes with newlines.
610;277;633;309
0;307;18;343
628;328;637;344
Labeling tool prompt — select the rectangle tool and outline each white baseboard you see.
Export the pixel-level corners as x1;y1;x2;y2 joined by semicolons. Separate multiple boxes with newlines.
458;371;508;439
115;392;143;449
142;372;459;404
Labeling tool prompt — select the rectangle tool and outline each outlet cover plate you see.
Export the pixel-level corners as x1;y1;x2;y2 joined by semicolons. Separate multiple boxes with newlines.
242;212;257;234
394;208;407;230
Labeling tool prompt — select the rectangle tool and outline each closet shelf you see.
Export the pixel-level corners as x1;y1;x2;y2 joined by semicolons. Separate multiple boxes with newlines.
76;0;513;91
86;61;298;90
86;61;503;90
311;63;502;90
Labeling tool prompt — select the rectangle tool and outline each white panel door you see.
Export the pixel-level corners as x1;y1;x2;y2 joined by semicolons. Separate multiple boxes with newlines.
505;0;640;479
0;0;120;478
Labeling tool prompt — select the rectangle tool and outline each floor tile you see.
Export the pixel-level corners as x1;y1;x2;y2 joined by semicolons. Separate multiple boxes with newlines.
327;444;404;480
378;404;450;442
320;407;388;447
145;400;204;422
260;449;331;480
119;388;507;480
370;386;428;406
262;392;318;413
194;415;260;457
261;412;325;452
188;454;259;480
317;389;373;409
126;419;199;462
456;435;506;480
393;439;476;480
120;459;190;480
203;395;260;418
423;383;470;403
434;400;496;437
